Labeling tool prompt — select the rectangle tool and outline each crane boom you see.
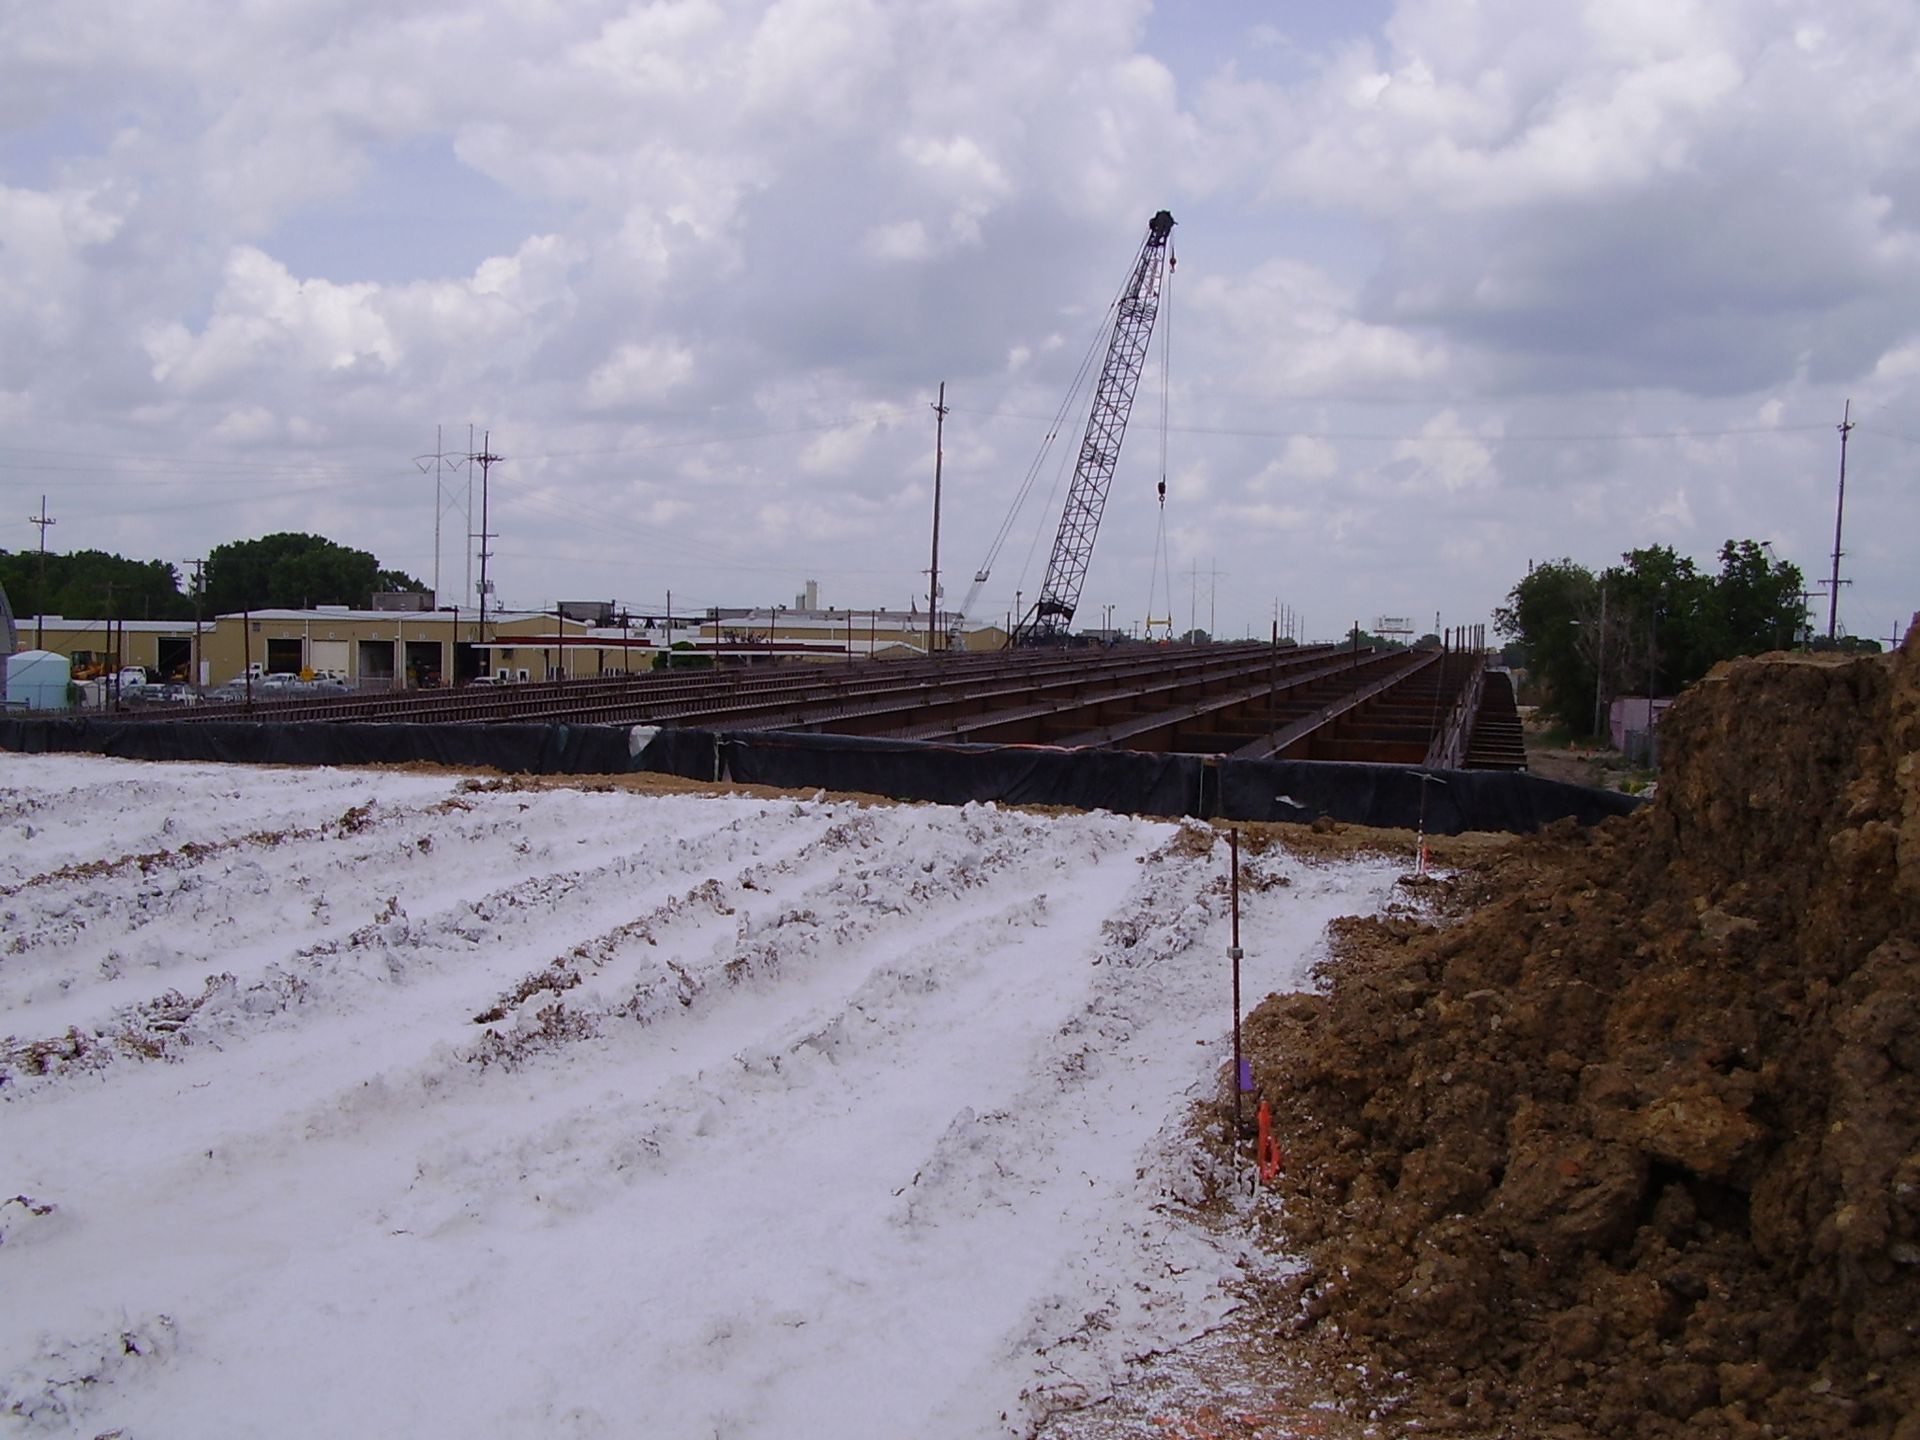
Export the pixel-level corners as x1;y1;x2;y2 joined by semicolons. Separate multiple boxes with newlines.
1015;209;1174;643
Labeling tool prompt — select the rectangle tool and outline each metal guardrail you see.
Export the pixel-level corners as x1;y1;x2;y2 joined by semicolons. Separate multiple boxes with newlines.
1423;655;1486;769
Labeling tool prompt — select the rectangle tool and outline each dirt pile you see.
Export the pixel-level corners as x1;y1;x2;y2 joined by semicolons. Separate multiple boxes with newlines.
1243;624;1920;1438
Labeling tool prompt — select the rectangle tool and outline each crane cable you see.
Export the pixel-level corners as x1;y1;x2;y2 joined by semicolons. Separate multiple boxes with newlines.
968;240;1150;611
1145;240;1176;638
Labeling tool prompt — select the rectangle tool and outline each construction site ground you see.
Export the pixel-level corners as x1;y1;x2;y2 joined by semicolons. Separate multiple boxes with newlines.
5;630;1912;1437
1517;710;1655;795
1140;633;1918;1440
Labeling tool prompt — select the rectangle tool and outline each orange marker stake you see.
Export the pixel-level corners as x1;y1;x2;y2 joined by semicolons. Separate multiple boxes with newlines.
1256;1100;1282;1183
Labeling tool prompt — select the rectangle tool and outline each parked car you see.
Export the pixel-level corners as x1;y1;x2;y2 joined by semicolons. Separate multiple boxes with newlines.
208;678;277;703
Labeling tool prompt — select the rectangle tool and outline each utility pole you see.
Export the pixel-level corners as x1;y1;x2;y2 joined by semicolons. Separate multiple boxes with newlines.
188;559;205;688
102;580;118;710
27;495;54;648
1591;583;1608;738
1208;559;1226;641
1828;398;1853;641
463;423;476;614
1269;618;1278;722
928;382;947;657
470;432;502;643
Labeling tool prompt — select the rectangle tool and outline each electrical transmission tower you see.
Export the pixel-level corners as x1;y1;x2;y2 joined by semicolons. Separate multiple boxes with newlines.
413;425;471;607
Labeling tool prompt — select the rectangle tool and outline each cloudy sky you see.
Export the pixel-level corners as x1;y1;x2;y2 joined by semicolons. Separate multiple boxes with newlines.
3;0;1916;644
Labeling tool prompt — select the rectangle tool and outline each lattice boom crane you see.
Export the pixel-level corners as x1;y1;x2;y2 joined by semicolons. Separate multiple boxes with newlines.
1014;209;1175;644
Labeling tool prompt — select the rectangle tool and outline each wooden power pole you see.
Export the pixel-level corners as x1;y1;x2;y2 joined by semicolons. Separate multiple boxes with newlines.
1828;399;1853;641
928;382;947;657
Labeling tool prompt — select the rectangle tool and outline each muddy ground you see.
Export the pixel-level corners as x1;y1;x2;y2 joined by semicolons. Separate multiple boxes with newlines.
1228;627;1920;1438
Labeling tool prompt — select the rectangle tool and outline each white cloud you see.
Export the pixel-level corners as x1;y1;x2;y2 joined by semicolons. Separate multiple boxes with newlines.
1391;410;1500;494
1187;257;1449;399
2;0;1917;637
572;0;730;97
743;0;889;128
798;418;875;475
864;220;930;262
0;183;127;372
143;248;396;393
1247;435;1339;490
584;341;697;411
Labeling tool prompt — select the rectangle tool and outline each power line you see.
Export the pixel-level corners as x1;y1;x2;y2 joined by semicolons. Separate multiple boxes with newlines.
0;416;888;480
945;405;1834;445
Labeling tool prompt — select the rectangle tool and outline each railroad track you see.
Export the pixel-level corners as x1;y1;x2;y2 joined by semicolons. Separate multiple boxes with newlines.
120;641;1517;768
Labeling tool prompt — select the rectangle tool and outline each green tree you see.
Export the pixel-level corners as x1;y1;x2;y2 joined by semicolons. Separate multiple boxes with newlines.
1700;539;1805;657
1348;627;1407;652
1499;540;1814;740
1810;635;1883;655
202;533;424;614
0;548;193;621
376;569;431;595
1596;545;1710;698
1494;558;1598;733
653;641;712;671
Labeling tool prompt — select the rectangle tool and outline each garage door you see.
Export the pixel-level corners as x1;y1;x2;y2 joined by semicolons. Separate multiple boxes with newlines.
311;639;349;678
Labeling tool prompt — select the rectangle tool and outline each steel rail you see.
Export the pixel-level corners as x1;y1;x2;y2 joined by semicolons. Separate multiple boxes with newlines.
1228;650;1440;760
1045;651;1409;751
877;648;1350;746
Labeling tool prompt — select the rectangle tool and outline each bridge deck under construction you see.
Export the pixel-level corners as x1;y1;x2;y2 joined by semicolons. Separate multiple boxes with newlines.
138;642;1527;771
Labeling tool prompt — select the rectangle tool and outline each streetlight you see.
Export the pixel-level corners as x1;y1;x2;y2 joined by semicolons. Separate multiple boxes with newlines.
1572;586;1608;742
1760;541;1795;649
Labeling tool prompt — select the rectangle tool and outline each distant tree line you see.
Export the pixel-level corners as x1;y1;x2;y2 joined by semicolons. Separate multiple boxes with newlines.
0;533;427;620
0;550;193;621
1493;540;1839;737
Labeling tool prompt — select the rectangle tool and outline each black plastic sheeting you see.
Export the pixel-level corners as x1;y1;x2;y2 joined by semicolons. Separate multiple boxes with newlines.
1216;758;1641;833
686;731;1639;833
706;730;1200;817
2;718;1641;834
0;717;632;775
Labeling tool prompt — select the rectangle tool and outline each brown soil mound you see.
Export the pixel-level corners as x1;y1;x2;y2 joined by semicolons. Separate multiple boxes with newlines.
1242;627;1920;1439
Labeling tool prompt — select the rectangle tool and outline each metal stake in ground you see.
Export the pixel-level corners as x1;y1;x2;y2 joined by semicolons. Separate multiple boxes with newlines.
1230;826;1246;1133
1413;770;1449;875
